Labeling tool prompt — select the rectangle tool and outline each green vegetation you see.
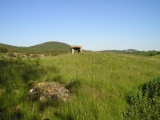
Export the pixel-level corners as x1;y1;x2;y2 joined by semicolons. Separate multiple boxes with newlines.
0;41;70;54
101;49;160;57
0;51;160;120
29;41;70;53
124;77;160;119
132;50;160;56
0;47;9;53
0;58;59;119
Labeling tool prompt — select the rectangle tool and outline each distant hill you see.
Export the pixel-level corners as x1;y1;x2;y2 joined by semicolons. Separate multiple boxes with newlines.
100;49;138;53
100;49;160;56
29;41;70;52
0;43;18;51
0;41;71;53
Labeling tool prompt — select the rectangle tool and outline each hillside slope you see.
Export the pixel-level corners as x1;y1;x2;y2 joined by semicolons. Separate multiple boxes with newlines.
29;41;70;52
1;52;160;120
40;52;160;119
0;43;19;51
0;41;71;53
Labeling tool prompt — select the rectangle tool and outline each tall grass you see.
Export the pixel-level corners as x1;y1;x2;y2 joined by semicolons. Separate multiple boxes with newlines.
40;52;160;119
0;52;160;119
0;58;59;119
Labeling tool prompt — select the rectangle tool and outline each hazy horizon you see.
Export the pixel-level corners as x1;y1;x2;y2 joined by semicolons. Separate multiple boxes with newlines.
0;41;159;52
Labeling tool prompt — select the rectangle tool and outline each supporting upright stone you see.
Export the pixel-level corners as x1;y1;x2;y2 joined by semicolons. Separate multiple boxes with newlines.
70;45;82;54
80;48;82;53
71;49;74;54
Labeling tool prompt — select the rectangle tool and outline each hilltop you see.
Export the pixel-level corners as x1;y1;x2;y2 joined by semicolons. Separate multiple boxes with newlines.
0;41;71;53
29;41;71;52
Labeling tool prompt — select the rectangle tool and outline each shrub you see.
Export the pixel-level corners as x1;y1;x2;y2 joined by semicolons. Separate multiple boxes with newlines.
0;47;8;53
8;53;16;57
124;77;160;119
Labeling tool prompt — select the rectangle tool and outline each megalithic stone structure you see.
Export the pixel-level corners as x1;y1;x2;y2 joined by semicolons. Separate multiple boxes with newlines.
70;45;82;54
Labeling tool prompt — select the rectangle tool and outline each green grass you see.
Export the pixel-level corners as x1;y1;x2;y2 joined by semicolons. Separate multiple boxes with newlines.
0;52;160;120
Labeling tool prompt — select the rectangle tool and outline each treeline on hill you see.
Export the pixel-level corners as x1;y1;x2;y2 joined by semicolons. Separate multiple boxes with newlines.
132;50;160;56
0;47;68;57
104;49;160;56
123;49;160;56
0;47;9;53
0;42;71;57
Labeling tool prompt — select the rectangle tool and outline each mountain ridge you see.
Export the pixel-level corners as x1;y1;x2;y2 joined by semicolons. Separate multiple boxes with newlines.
0;41;71;53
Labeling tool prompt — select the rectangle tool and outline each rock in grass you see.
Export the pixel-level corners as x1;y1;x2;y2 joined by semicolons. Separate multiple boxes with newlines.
28;82;69;102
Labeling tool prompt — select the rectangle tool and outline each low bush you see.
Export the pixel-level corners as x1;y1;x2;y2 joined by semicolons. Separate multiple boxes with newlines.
124;77;160;119
0;47;8;53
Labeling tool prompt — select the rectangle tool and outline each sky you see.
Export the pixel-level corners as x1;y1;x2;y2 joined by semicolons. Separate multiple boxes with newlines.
0;0;160;51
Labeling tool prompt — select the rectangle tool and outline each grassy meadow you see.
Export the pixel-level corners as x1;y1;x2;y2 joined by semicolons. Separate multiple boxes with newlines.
0;52;160;120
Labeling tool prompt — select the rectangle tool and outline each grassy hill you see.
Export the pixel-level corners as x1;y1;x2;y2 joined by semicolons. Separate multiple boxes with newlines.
0;43;19;51
0;52;160;119
0;41;71;53
29;41;71;53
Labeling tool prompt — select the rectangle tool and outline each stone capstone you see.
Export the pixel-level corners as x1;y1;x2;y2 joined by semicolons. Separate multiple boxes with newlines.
70;45;82;54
